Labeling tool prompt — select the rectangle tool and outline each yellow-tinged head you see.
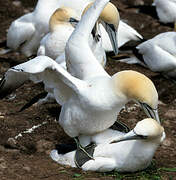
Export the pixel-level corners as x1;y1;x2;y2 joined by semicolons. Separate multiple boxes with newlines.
113;70;158;109
49;7;79;32
83;2;119;54
134;118;164;139
83;2;119;30
110;118;165;144
112;70;160;122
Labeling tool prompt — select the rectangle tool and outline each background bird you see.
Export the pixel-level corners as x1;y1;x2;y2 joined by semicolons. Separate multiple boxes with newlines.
120;31;176;79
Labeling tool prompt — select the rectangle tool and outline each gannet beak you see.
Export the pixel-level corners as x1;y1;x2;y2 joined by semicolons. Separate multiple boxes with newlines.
69;18;79;28
140;103;160;124
105;23;118;55
110;130;147;144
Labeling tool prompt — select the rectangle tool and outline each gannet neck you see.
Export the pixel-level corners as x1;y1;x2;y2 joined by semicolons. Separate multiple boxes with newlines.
112;70;158;109
34;0;59;12
70;0;110;41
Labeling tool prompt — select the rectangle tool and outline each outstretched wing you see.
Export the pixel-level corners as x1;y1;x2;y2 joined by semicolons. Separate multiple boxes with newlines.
0;56;85;104
0;67;29;99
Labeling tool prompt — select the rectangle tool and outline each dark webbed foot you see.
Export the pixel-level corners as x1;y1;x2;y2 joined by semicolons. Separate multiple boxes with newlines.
74;137;96;168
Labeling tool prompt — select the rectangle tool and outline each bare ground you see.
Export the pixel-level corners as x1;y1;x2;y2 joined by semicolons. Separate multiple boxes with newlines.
0;0;176;179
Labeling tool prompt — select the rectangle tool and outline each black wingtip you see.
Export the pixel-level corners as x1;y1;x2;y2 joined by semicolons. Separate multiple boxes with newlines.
132;47;146;65
0;76;10;99
110;120;130;133
0;39;7;48
19;91;48;112
55;143;77;154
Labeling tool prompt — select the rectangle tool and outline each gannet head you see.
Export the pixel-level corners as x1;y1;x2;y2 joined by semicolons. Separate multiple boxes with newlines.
134;118;164;139
112;70;160;123
83;2;119;55
49;7;79;32
111;118;165;144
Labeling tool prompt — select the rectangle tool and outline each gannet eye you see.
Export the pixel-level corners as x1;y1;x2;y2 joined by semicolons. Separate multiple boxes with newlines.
69;18;79;23
69;18;79;28
133;130;148;139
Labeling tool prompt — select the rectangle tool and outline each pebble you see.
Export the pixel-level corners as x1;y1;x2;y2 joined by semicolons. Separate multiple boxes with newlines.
164;110;176;119
7;138;17;149
12;1;21;7
23;166;31;172
163;138;171;147
0;157;7;170
0;145;6;152
36;140;54;153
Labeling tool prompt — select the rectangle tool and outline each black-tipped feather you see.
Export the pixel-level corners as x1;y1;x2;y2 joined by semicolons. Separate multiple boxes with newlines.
0;76;14;99
0;40;7;48
55;143;77;154
19;92;48;112
110;120;130;133
132;47;147;65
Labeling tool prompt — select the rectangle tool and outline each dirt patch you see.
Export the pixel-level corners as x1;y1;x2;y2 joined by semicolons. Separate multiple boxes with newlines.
0;0;175;179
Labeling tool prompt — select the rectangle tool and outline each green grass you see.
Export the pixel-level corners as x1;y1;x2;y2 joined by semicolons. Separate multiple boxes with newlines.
100;161;176;180
101;161;162;180
70;160;176;180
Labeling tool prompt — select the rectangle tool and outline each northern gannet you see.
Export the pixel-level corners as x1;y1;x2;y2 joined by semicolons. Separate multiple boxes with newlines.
24;2;119;106
7;0;61;57
6;0;142;57
2;55;160;154
50;118;165;172
65;0;119;80
37;7;79;60
153;0;176;28
37;2;119;67
120;32;176;79
0;1;119;102
56;0;143;51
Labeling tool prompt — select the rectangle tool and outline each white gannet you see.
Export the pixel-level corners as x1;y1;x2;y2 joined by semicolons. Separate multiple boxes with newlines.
6;0;142;57
3;55;160;155
7;0;61;57
120;32;176;79
65;0;119;80
37;7;80;60
0;1;118;102
37;2;119;66
30;2;119;105
55;0;143;51
153;0;176;28
50;118;165;172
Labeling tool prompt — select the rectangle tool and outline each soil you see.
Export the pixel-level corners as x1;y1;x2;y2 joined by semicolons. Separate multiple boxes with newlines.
0;0;176;179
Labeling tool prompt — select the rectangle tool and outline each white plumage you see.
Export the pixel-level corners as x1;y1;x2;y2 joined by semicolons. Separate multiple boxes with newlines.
7;0;142;57
153;0;176;24
7;0;61;57
2;55;159;144
120;32;176;78
50;118;165;172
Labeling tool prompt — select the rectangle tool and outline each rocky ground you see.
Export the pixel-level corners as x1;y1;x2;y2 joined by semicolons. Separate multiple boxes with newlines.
0;0;176;179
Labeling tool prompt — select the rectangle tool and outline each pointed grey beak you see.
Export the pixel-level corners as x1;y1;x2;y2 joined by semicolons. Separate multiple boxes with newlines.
140;103;160;124
110;130;147;144
105;23;118;55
